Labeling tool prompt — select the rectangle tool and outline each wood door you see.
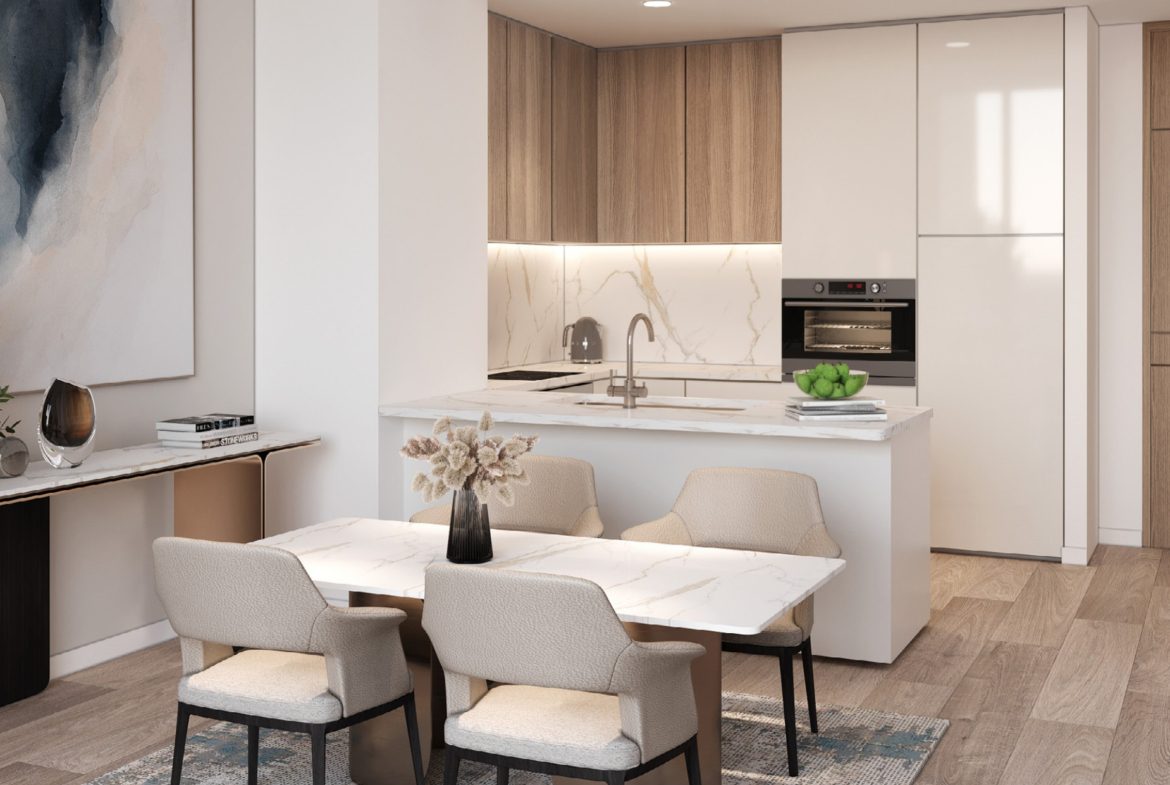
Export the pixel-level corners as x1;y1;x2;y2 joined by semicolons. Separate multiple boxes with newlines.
488;14;507;241
598;46;685;243
1152;366;1170;547
552;37;597;242
1154;132;1170;332
686;39;781;243
1153;29;1170;130
506;20;552;242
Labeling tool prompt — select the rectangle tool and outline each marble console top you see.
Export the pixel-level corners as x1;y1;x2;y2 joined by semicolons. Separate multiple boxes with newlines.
487;361;786;391
260;518;846;635
0;431;320;504
381;389;931;442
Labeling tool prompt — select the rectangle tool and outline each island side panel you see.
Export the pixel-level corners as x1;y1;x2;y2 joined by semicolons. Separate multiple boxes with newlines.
396;417;927;663
889;420;932;659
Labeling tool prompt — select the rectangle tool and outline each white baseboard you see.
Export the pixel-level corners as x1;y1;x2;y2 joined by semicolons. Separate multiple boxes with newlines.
50;619;176;680
1061;546;1090;566
1097;527;1143;547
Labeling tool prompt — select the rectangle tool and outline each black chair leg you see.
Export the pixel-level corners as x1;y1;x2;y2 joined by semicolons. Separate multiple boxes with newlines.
444;747;461;785
169;704;190;785
247;724;259;785
779;648;800;777
800;638;818;734
496;764;509;785
404;693;425;785
310;726;327;785
684;736;702;785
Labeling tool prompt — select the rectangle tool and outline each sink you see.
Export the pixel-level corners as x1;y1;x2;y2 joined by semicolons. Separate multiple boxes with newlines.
576;400;745;413
489;370;579;381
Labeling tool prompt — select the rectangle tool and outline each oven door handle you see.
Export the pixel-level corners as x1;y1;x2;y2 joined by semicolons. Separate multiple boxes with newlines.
784;301;910;308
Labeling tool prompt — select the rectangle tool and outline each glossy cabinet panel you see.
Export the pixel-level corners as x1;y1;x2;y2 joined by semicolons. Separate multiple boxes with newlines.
781;25;916;279
919;236;1064;557
918;14;1064;235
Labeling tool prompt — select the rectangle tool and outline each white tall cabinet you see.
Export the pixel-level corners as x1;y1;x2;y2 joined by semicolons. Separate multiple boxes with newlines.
781;25;917;280
917;14;1065;557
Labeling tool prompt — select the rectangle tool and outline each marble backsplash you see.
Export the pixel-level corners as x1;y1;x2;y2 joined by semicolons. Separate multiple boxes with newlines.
488;243;783;369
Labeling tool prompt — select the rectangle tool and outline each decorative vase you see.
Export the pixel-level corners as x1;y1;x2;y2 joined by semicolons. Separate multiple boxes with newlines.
446;489;493;564
37;379;97;468
0;436;29;478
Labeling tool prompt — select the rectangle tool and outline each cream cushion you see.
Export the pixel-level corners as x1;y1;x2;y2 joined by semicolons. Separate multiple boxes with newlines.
179;649;342;724
444;685;641;770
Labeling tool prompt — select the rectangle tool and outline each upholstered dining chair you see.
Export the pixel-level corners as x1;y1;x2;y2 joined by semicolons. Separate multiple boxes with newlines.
152;537;424;785
410;454;606;537
620;467;842;777
421;563;704;785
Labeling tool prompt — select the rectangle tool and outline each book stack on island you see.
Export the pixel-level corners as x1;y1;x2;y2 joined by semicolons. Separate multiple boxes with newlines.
156;414;258;449
786;398;888;423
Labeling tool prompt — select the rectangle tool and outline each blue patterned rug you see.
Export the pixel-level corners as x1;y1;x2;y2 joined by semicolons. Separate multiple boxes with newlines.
86;692;946;784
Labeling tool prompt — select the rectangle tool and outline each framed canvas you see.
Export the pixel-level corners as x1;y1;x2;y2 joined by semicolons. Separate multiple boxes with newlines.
0;0;194;393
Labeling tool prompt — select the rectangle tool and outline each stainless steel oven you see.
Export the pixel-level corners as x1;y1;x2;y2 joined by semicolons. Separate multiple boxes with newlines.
782;279;916;384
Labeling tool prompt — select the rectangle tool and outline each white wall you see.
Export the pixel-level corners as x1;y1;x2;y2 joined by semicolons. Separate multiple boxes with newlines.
256;0;489;528
1063;7;1100;565
4;0;255;667
1098;23;1145;546
255;0;383;534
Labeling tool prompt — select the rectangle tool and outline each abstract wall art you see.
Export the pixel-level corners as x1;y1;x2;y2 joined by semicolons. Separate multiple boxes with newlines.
0;0;193;392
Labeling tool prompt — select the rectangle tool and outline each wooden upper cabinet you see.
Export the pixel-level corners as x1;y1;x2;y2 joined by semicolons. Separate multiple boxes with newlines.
1153;29;1170;130
686;40;781;243
487;14;508;241
598;47;686;243
506;20;552;242
552;38;597;242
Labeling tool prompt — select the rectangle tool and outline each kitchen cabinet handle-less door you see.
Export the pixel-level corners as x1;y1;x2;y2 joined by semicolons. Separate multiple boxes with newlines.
552;38;598;243
488;14;508;241
506;20;552;243
919;236;1063;558
598;47;686;244
918;14;1064;236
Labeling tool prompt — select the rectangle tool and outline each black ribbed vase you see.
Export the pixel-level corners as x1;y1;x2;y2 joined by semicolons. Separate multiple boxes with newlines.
446;489;493;564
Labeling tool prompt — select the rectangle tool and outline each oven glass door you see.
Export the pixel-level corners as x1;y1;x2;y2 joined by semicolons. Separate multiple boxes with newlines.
782;300;916;368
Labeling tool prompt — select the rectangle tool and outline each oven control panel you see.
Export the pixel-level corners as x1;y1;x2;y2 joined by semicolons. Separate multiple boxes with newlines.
811;280;888;295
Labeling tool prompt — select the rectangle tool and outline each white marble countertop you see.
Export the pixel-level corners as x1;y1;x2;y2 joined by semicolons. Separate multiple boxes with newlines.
486;360;786;391
260;518;846;635
381;388;931;442
0;431;320;503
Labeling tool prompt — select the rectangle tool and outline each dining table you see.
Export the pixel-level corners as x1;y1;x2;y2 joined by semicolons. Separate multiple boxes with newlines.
259;517;846;785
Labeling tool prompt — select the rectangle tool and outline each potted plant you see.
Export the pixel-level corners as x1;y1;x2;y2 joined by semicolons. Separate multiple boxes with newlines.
401;411;537;563
0;385;29;478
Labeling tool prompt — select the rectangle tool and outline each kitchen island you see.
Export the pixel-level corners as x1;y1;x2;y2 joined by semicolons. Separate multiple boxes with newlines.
381;389;931;663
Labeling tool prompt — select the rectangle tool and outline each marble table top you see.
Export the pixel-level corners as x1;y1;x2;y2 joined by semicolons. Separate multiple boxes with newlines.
260;518;846;635
0;431;320;504
381;388;931;442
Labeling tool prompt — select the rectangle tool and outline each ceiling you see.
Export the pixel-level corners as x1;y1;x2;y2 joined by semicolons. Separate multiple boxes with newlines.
487;0;1170;47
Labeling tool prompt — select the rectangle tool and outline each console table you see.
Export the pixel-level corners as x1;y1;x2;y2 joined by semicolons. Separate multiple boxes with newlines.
0;431;320;707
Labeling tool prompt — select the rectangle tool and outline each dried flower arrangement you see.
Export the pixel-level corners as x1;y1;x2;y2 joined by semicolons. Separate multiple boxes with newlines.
401;411;537;505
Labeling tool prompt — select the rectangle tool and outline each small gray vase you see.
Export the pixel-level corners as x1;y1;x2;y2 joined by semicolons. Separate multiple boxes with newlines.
0;436;29;478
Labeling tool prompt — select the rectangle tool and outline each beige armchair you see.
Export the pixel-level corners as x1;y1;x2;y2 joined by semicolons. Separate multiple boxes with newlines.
421;563;704;785
621;467;841;777
153;537;423;785
410;454;606;537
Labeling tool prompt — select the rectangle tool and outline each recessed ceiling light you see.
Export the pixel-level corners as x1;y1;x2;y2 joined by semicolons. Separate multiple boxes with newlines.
643;1;672;7
945;41;970;48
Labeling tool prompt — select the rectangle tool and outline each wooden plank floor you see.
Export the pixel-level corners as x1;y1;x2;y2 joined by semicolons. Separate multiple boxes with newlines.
2;547;1168;784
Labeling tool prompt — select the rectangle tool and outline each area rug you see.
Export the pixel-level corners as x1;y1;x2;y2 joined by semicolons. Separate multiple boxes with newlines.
85;692;947;785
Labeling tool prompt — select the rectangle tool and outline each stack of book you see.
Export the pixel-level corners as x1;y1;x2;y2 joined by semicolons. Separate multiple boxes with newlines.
156;414;258;449
786;398;888;423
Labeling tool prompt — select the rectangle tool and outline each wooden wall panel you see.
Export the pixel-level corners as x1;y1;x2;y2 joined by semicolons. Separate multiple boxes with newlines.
1155;132;1170;332
686;39;781;243
552;38;597;242
598;47;685;243
506;20;552;242
1153;30;1170;130
488;14;508;241
1152;367;1170;547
